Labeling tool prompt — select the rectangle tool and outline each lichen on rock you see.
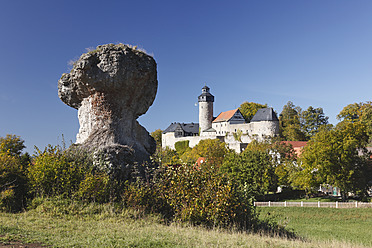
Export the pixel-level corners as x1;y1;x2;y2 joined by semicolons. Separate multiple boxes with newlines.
58;43;158;164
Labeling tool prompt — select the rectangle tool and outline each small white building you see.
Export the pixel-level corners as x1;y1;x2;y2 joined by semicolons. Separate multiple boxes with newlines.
162;86;280;153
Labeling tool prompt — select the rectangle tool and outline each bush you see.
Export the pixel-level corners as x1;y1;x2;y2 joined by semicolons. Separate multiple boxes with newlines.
0;152;28;212
28;145;130;203
123;163;257;230
28;145;86;197
77;171;110;203
174;140;190;155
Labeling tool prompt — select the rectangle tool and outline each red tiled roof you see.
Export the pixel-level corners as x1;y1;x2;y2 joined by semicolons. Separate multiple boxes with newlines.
281;141;307;148
281;141;308;157
212;109;239;123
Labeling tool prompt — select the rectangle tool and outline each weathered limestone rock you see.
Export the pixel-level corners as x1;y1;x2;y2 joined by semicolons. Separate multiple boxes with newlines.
58;44;157;163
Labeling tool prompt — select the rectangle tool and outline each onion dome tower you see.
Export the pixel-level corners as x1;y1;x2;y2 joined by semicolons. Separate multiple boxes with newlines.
198;86;214;133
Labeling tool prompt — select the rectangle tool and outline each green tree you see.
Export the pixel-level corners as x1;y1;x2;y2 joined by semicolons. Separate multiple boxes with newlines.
300;121;371;200
0;134;29;212
0;134;25;156
300;106;329;140
361;104;372;142
221;150;277;197
244;139;297;187
239;102;268;122
0;152;28;212
337;102;364;122
337;102;372;144
181;139;229;166
279;101;306;141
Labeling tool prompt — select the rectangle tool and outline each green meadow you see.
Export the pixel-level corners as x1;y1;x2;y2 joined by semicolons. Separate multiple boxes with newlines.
1;203;371;248
258;207;372;247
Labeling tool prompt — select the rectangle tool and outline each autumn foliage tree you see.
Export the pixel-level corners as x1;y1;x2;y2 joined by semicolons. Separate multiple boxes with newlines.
239;101;267;122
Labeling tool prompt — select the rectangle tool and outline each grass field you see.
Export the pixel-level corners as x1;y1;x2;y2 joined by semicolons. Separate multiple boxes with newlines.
258;207;372;247
1;201;372;248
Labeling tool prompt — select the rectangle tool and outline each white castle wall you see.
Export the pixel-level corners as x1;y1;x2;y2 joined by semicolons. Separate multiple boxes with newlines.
212;121;279;138
162;120;279;152
162;133;207;150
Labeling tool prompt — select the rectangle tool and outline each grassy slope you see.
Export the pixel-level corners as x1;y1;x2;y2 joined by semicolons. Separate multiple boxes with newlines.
0;207;370;248
258;207;372;247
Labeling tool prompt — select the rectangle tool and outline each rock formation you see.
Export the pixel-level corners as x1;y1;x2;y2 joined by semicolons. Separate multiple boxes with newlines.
58;44;157;165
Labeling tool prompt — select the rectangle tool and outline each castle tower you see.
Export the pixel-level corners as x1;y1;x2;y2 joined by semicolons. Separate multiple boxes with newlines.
198;86;214;133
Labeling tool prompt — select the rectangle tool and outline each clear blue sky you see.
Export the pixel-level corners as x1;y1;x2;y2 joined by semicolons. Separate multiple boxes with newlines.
1;0;372;153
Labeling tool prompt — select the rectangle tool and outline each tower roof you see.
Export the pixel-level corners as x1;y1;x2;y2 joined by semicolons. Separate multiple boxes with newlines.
198;85;214;102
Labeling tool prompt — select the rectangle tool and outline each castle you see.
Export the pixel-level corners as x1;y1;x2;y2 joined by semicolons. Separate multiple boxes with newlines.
162;86;280;153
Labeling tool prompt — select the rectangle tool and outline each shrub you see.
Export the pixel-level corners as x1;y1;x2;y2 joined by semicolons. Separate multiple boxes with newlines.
156;147;180;166
174;140;190;155
123;163;257;230
28;145;86;197
77;172;110;203
28;145;130;203
0;152;28;212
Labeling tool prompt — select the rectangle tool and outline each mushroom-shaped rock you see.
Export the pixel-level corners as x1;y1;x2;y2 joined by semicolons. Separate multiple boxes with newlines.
58;44;157;163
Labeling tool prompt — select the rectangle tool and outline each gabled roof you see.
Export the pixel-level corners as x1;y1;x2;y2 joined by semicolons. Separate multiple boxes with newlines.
213;109;240;123
250;108;279;122
163;122;199;134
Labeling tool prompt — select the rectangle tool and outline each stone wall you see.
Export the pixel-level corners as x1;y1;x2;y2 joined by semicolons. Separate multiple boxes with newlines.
199;101;213;132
